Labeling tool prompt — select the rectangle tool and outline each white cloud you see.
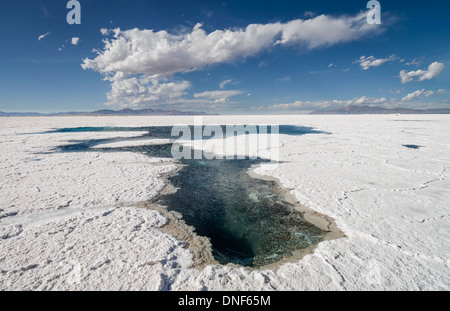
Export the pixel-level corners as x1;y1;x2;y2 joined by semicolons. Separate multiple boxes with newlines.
399;62;445;84
38;32;50;41
106;77;191;109
260;96;392;111
82;12;387;109
402;89;425;101
260;100;333;111
274;13;383;48
219;79;233;89
83;13;384;78
405;59;421;67
254;92;450;111
355;55;397;70
423;90;435;97
402;89;445;101
194;90;243;104
71;37;80;45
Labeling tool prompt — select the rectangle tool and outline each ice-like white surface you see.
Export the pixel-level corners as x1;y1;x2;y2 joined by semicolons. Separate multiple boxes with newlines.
0;127;176;220
0;115;449;291
92;139;173;149
0;207;192;290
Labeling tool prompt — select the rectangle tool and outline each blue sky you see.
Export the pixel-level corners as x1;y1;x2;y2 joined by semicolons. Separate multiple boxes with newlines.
0;0;449;114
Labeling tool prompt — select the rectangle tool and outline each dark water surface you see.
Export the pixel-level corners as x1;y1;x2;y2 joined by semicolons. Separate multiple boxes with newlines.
403;144;423;149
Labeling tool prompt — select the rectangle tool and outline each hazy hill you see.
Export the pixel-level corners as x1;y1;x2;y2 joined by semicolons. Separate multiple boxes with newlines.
309;105;450;115
0;108;217;117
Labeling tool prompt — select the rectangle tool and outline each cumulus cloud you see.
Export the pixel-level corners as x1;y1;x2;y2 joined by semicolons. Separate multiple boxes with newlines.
106;77;191;109
194;90;243;104
82;12;386;108
257;100;333;111
71;37;80;45
83;13;383;78
402;89;445;101
399;62;445;84
355;54;397;70
275;13;385;48
261;88;448;112
257;96;392;111
402;89;425;101
38;32;50;41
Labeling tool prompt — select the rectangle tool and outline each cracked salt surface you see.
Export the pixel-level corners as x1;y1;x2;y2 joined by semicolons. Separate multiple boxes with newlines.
1;115;449;290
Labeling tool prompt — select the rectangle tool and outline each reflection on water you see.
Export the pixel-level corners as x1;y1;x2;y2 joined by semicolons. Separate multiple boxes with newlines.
52;125;330;268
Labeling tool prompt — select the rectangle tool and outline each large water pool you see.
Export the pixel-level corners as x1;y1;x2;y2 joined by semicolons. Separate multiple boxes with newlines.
51;125;333;268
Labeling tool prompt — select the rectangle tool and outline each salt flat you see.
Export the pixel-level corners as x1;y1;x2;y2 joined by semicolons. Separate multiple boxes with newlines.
0;115;449;290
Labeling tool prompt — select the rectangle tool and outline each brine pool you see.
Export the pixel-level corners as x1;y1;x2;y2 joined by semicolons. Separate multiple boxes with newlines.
51;125;335;268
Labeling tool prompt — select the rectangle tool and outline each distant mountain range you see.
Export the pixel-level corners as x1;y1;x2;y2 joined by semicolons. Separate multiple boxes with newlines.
0;108;218;117
309;105;450;115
